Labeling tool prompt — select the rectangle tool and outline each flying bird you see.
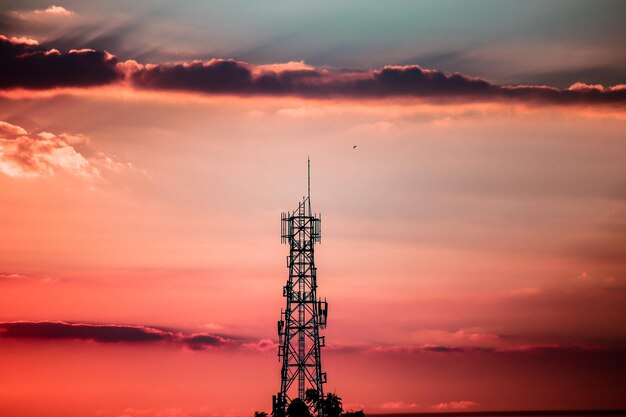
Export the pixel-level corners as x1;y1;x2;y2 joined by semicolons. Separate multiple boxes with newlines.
353;145;357;149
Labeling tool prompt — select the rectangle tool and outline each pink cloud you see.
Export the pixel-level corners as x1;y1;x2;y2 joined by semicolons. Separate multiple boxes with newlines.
13;5;76;19
567;82;626;92
0;120;134;179
380;401;418;410
33;5;75;16
242;339;279;352
0;122;93;178
412;329;502;348
0;120;28;135
254;61;316;75
0;35;39;46
434;400;479;410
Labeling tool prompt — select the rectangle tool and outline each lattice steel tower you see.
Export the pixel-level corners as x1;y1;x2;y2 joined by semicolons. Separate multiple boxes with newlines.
273;158;328;416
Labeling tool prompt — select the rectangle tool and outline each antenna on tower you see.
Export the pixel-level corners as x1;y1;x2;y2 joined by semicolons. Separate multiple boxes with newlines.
307;157;311;214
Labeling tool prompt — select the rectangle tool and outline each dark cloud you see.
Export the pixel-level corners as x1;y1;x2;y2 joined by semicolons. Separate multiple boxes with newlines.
358;343;622;356
421;345;477;353
363;65;493;96
131;60;626;105
0;35;121;89
0;321;170;343
183;334;230;350
0;321;232;349
129;60;497;98
132;59;253;93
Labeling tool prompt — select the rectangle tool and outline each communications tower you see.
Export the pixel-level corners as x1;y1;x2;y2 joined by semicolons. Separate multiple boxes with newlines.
273;159;328;416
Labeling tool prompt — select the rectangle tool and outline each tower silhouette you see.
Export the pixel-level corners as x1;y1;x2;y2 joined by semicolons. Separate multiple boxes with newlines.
273;158;328;416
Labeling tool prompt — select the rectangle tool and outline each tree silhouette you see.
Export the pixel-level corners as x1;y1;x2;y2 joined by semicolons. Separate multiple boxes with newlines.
305;388;320;407
271;393;363;417
255;412;269;417
343;411;365;417
320;393;343;417
287;398;312;417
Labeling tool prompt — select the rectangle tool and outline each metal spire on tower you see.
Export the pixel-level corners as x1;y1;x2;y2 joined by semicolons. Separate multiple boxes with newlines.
274;159;327;417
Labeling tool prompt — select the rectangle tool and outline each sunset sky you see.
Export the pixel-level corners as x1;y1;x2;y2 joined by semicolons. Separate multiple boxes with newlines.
1;1;626;417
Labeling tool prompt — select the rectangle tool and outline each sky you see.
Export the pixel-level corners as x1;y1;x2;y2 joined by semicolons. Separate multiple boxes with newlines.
1;1;626;417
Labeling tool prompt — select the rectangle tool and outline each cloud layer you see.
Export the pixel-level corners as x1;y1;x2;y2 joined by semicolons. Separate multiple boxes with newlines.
0;321;231;350
0;320;616;356
1;35;625;105
132;60;626;105
0;321;171;343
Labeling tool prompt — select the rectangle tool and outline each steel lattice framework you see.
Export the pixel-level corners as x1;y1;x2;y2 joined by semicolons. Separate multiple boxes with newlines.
273;159;328;416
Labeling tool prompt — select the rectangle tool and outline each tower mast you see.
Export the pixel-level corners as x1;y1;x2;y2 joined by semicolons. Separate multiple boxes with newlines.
275;160;327;416
307;156;311;214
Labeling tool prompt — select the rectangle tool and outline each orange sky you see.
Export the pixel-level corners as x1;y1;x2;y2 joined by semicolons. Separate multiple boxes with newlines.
1;2;626;416
1;91;625;416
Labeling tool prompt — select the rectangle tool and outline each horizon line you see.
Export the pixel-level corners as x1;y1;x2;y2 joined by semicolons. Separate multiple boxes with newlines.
369;410;626;417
